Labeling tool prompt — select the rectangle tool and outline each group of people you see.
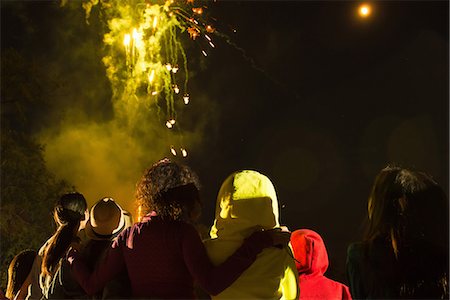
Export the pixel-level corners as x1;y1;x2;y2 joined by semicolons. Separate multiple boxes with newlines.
3;158;449;299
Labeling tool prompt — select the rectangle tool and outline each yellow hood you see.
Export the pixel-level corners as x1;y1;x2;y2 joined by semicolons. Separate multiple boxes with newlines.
210;170;280;240
205;170;299;299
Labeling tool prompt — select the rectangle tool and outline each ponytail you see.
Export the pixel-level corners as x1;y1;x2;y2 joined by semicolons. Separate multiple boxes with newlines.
41;208;84;276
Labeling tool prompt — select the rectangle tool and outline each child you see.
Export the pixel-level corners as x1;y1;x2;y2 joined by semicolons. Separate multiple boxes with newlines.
291;229;351;300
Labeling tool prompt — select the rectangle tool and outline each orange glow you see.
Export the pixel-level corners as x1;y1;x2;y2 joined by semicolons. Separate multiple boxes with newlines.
358;3;372;18
192;7;203;15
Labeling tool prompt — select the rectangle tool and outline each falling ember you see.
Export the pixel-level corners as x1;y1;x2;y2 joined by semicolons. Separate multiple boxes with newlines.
183;94;190;104
188;27;200;39
151;91;158;95
192;7;203;15
171;65;179;73
169;119;176;125
170;146;177;156
165;63;172;71
166;121;173;128
173;85;180;94
181;148;188;157
209;42;215;48
202;50;207;57
206;25;215;33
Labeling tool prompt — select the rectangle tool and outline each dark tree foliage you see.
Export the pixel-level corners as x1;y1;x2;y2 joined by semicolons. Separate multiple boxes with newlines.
0;49;72;289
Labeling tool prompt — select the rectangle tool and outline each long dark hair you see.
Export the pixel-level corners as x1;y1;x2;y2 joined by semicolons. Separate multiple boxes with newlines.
6;249;37;299
363;166;449;298
41;192;87;276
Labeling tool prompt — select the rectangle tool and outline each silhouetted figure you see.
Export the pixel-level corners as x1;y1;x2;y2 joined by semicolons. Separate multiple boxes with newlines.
346;166;449;299
204;170;298;299
81;197;133;299
6;250;37;299
17;192;89;299
69;158;291;299
291;229;351;300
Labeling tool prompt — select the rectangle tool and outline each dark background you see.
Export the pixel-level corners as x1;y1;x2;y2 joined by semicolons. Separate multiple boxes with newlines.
189;1;449;282
2;0;449;285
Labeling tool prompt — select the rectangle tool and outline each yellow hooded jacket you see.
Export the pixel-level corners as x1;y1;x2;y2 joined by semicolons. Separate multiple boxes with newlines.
204;170;299;299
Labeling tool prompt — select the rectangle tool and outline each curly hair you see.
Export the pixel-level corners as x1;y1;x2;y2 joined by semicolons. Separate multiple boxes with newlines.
136;158;200;220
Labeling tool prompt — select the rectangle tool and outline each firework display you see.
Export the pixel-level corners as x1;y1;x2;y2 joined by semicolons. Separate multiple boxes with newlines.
81;0;217;156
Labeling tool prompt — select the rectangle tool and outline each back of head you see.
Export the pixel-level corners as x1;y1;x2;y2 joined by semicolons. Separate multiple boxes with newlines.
210;170;280;239
291;229;329;278
364;166;449;298
54;192;88;226
42;192;88;276
6;250;37;299
366;167;448;251
135;158;200;221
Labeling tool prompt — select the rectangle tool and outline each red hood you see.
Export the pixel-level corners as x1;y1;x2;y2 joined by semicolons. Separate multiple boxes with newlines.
290;229;328;279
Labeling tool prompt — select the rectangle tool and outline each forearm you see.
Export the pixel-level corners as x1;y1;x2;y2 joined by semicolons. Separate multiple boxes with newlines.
185;229;272;295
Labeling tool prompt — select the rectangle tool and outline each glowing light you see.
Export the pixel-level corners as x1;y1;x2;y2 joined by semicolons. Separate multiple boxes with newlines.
148;70;155;83
188;27;200;40
132;28;139;40
80;0;220;156
183;94;190;105
358;4;372;18
192;7;203;15
170;146;177;156
181;148;188;157
123;34;131;47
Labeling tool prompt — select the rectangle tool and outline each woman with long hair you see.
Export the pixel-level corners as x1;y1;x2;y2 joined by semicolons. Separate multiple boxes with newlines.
14;192;89;299
346;166;449;299
5;250;37;299
69;158;291;299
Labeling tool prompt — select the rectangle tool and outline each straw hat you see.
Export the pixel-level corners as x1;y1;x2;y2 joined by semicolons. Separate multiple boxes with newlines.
85;197;133;240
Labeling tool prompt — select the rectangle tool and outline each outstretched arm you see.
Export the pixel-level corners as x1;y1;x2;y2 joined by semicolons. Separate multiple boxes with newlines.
182;225;290;296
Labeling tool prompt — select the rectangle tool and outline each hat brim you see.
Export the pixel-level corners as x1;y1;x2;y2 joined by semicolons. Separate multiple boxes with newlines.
85;210;133;241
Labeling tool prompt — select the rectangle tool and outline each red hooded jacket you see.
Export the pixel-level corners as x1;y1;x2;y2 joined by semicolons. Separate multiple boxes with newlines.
291;229;352;300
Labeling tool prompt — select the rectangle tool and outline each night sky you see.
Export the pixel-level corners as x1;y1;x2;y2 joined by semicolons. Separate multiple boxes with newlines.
2;0;449;284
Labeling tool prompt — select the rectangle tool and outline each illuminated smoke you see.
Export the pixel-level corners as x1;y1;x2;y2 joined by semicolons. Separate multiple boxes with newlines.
40;0;218;215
